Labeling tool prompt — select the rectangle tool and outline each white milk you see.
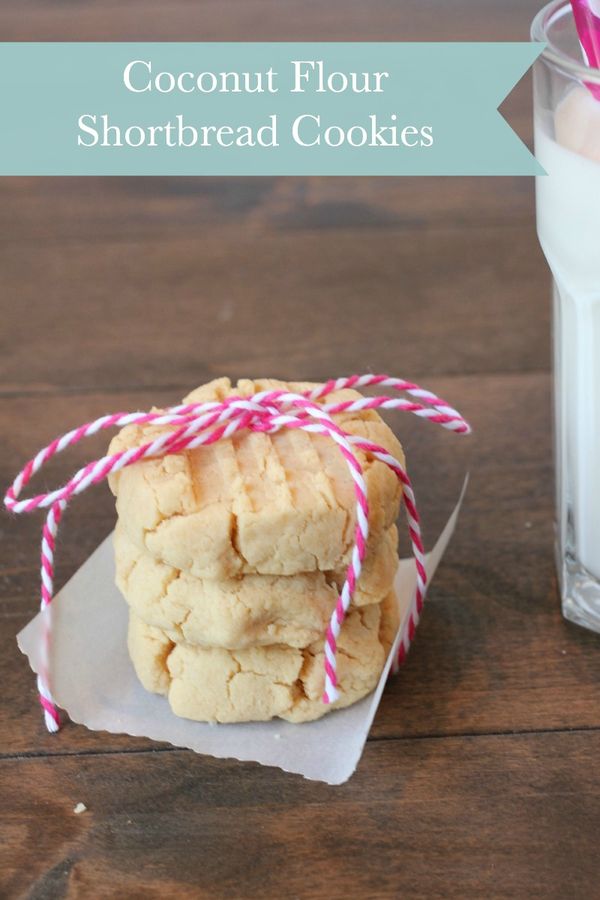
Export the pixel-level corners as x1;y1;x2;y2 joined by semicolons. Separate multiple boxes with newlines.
535;87;600;581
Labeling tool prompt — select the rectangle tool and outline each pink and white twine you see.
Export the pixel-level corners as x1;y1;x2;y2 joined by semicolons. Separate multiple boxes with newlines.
4;374;470;732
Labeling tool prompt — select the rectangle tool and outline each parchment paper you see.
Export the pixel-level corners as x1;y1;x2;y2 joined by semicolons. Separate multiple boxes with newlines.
18;481;466;784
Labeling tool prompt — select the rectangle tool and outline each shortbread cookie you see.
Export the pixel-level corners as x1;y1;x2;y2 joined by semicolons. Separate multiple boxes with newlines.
115;522;399;649
109;378;404;579
127;592;400;724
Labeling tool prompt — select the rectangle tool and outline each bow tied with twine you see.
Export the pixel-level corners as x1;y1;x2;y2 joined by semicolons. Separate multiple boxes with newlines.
5;374;470;732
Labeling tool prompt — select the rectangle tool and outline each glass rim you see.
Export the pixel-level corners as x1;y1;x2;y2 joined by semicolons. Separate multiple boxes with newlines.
531;0;600;84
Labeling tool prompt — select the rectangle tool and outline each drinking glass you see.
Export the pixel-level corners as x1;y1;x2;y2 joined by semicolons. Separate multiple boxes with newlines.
532;1;600;631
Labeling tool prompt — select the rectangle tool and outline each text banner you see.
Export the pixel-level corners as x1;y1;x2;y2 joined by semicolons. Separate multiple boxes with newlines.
0;42;544;175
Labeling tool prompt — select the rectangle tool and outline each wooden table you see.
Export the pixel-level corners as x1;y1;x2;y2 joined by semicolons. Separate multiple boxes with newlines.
2;2;600;897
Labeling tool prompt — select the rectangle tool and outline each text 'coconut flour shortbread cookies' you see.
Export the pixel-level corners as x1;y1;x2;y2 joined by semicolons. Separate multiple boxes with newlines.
109;378;404;723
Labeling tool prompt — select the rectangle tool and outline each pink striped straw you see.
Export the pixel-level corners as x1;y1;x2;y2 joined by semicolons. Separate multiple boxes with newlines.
4;374;470;731
571;0;600;99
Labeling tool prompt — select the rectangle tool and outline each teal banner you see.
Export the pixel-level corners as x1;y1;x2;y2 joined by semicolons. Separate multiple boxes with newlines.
0;43;543;176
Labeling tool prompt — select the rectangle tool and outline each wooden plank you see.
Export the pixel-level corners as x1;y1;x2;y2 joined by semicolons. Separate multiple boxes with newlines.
0;0;544;42
4;373;600;757
2;730;599;898
0;174;536;243
0;223;549;394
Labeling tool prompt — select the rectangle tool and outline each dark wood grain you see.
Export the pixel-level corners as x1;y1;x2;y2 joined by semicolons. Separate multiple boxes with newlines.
0;0;544;42
3;732;600;899
2;1;599;897
0;223;549;394
0;176;536;243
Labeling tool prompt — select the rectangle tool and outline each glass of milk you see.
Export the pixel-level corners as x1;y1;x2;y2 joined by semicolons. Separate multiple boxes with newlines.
532;1;600;632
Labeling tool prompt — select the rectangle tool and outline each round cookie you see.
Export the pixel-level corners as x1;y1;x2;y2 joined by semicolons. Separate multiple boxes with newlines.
127;591;400;724
109;378;404;579
115;522;399;649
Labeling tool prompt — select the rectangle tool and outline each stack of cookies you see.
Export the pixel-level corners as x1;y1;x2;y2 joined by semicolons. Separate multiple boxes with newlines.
109;378;404;724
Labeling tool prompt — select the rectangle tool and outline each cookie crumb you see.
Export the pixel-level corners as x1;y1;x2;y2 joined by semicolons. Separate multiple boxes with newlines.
73;802;87;815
